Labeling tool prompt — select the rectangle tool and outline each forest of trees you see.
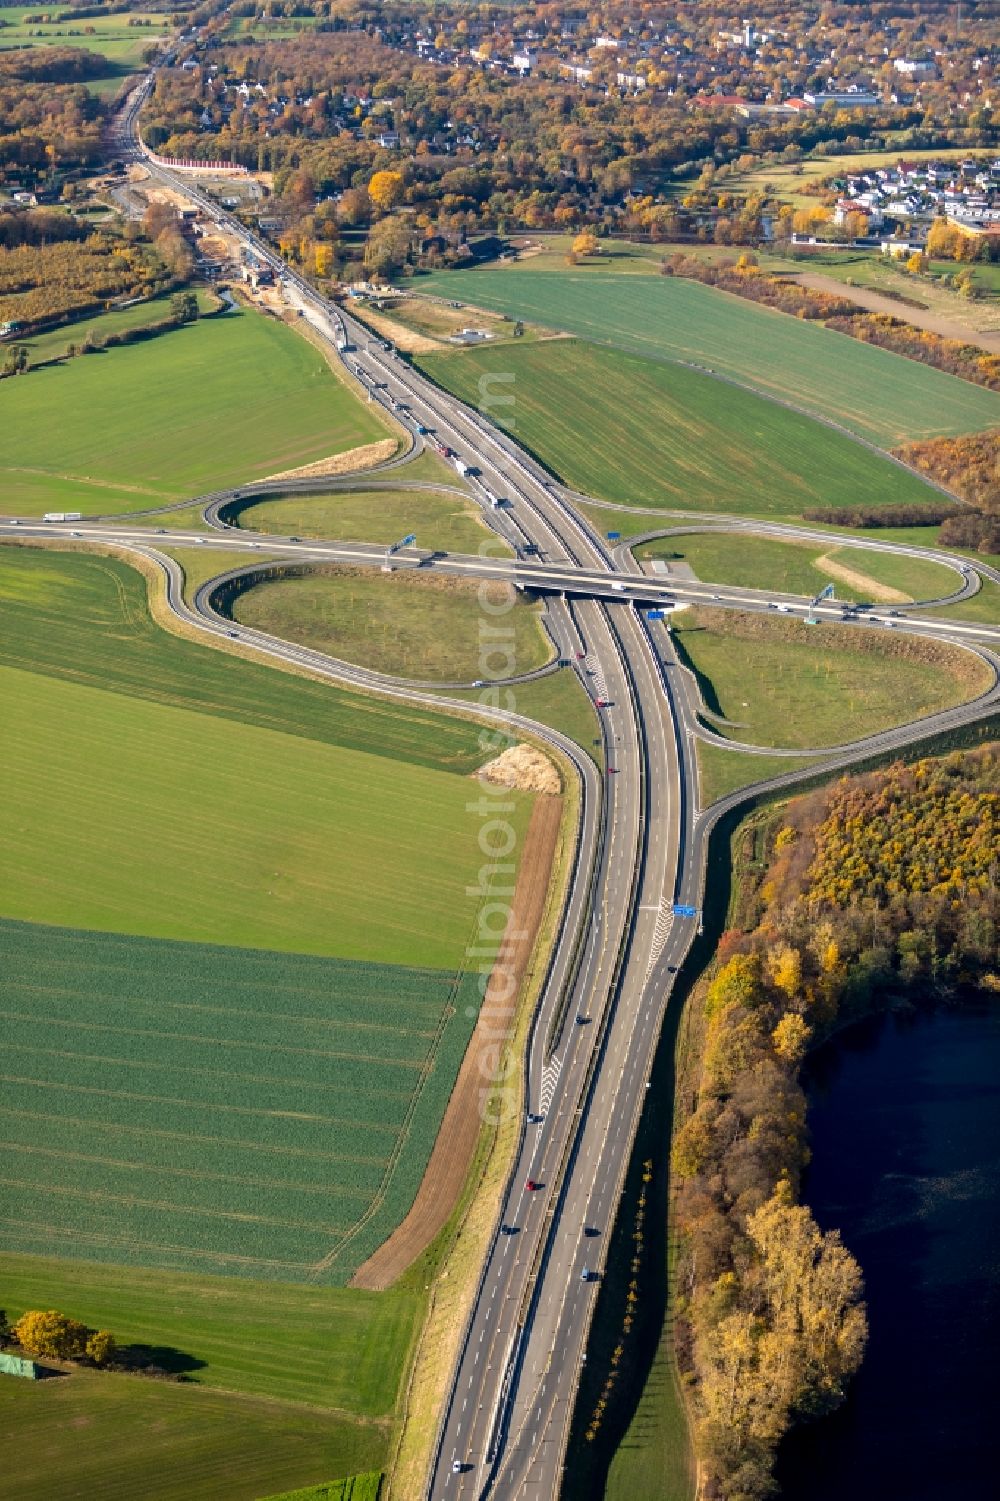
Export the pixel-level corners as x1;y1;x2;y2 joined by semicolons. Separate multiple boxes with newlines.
0;51;105;183
674;745;998;1499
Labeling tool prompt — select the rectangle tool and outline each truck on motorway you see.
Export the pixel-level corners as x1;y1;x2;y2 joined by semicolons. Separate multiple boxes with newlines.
42;512;83;523
454;457;470;476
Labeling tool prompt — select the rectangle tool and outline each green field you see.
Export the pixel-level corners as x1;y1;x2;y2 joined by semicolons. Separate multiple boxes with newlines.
0;1252;416;1408
18;290;220;370
0;1370;384;1501
639;532;962;603
673;611;991;750
0;659;529;962
0;920;486;1281
261;1480;382;1501
0;6;173;95
2;305;389;517
0;546;496;773
231;568;552;682
235;486;502;555
417;341;946;519
0;546;533;962
414;269;1000;445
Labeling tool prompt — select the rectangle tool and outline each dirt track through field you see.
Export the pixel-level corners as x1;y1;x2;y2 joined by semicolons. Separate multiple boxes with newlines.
350;793;563;1289
792;272;1000;354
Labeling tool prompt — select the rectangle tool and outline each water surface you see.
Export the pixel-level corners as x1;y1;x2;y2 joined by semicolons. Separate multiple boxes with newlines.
778;1002;1000;1500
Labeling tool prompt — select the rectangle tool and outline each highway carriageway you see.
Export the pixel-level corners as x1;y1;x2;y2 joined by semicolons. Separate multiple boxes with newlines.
5;520;998;647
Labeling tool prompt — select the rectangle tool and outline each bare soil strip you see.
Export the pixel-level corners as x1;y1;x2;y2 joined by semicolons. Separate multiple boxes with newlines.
815;551;910;603
350;793;563;1290
792;271;1000;353
259;438;398;483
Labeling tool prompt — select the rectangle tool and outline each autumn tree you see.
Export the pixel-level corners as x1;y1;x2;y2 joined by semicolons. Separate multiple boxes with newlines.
572;231;599;257
772;1013;811;1067
363;215;411;278
368;169;404;214
13;1310;90;1360
85;1330;117;1367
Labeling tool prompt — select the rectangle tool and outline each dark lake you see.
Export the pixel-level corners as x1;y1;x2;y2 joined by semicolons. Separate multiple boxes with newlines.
777;1001;1000;1501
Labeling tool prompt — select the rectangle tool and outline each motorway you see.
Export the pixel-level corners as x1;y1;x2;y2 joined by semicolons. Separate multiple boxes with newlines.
7;72;998;1501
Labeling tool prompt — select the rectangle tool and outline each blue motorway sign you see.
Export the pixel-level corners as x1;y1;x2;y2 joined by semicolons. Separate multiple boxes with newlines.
607;531;621;540
673;903;698;918
647;609;665;620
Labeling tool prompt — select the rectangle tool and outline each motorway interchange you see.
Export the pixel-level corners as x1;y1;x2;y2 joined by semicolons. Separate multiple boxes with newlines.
4;75;999;1501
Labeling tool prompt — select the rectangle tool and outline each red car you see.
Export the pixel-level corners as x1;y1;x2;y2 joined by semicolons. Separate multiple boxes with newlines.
525;1178;540;1192
607;767;618;775
595;699;609;708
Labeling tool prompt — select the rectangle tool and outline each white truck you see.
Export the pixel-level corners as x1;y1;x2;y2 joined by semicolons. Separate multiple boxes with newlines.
43;512;83;523
454;457;470;476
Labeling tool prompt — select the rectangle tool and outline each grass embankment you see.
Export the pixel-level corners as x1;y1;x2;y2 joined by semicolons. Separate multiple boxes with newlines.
414;268;1000;444
673;610;991;751
235;486;500;554
154;545;283;601
230;568;552;682
417;340;946;519
931;576;1000;624
450;665;603;762
696;746;824;807
639;532;961;603
2;304;388;517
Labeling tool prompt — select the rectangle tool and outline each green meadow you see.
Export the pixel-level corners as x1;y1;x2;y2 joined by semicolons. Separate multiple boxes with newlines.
2;305;389;517
0;546;495;773
0;7;174;95
672;610;991;750
0;1371;385;1501
414;268;1000;445
0;658;529;962
417;340;946;519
